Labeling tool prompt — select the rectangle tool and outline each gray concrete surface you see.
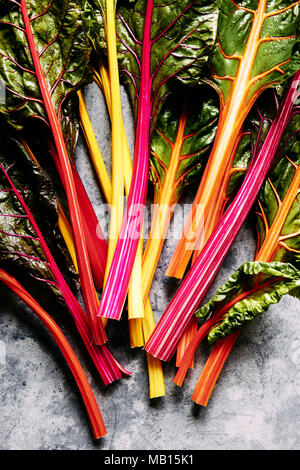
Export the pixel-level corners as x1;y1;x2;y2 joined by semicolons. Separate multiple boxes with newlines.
0;84;299;450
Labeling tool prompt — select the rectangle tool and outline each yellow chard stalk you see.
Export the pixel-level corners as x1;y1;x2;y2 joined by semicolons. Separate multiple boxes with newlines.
95;63;145;326
77;90;112;204
104;0;125;285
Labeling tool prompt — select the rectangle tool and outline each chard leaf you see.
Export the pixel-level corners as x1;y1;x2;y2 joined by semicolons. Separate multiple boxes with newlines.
0;0;91;130
196;261;300;344
208;0;299;105
0;126;76;298
150;87;219;202
116;0;218;129
256;110;300;265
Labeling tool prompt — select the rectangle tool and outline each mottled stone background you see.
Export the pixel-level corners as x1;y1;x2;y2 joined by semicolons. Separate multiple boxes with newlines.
0;84;299;450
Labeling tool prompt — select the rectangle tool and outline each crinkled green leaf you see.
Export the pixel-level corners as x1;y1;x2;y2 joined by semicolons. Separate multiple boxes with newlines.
196;261;300;344
150;87;219;201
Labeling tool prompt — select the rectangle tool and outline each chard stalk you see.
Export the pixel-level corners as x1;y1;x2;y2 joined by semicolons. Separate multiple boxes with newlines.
103;0;125;286
78;90;112;204
98;0;153;321
0;269;107;439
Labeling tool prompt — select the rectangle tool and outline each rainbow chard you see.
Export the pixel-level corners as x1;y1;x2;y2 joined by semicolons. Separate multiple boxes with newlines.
175;105;300;405
0;0;105;344
97;0;218;320
0;127;128;385
167;0;300;279
146;70;300;362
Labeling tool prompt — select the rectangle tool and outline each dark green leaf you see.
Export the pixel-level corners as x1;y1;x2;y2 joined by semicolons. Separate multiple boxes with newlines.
0;126;77;298
114;0;218;129
0;0;92;132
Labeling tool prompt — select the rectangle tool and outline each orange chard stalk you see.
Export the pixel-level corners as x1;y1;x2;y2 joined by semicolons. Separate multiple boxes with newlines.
142;94;219;302
176;316;198;369
177;128;250;365
177;129;250;364
142;98;218;366
142;111;188;302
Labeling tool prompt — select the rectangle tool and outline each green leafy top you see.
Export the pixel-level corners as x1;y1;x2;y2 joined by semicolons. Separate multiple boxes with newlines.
207;0;299;108
0;0;91;129
115;0;218;129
